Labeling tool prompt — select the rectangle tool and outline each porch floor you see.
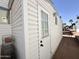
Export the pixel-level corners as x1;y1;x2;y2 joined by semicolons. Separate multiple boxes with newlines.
52;37;79;59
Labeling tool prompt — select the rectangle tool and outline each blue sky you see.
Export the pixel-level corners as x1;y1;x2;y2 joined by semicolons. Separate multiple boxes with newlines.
53;0;79;25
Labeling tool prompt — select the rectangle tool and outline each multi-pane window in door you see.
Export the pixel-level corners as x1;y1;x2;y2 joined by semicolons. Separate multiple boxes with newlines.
41;10;49;38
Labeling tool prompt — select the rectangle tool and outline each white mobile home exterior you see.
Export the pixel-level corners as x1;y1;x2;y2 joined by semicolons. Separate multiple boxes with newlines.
0;0;62;59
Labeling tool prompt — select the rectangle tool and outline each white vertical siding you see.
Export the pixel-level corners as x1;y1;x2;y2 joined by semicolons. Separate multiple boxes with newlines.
10;0;25;59
27;0;39;59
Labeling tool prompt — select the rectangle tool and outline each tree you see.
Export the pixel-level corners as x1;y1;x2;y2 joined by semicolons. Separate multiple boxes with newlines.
69;19;73;25
63;23;66;25
76;16;79;23
77;16;79;19
63;23;67;27
75;21;78;23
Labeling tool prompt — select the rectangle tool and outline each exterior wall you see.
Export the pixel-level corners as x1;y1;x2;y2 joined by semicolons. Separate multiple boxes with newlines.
10;0;26;59
0;0;9;9
10;0;62;59
27;0;39;59
26;0;62;59
0;24;11;45
50;15;62;56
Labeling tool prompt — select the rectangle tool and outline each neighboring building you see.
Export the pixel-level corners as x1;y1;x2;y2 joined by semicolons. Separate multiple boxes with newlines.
0;0;62;59
76;19;79;32
76;16;79;32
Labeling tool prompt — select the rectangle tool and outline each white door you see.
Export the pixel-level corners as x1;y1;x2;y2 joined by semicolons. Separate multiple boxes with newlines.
38;5;51;59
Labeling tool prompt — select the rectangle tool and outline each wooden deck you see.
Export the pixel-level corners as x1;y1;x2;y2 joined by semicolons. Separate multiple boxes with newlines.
52;37;79;59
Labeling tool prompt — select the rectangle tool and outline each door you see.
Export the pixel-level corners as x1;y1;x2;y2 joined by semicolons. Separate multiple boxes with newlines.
38;5;51;59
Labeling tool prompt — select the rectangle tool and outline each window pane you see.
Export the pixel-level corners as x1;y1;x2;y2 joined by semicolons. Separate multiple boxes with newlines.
41;10;49;38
